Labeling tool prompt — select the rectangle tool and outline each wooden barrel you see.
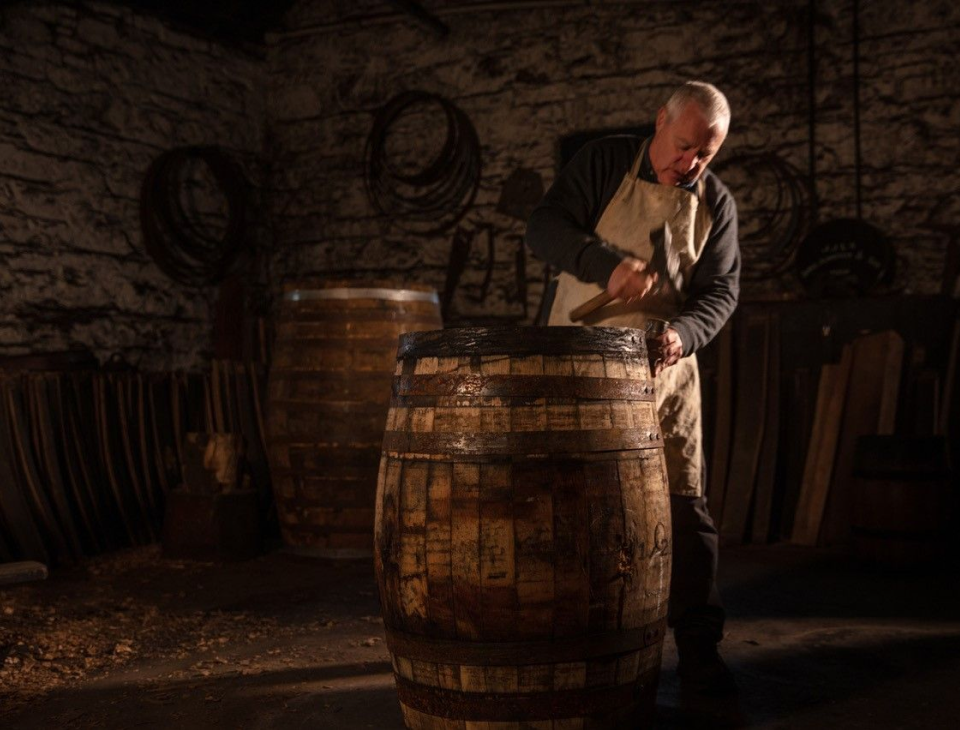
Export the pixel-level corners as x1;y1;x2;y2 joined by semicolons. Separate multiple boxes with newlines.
375;326;671;730
267;281;442;556
852;435;952;565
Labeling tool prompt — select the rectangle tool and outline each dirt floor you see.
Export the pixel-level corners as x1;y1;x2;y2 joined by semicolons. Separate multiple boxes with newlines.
2;543;959;729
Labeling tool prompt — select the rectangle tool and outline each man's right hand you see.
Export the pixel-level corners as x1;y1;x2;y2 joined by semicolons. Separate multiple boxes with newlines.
606;257;659;303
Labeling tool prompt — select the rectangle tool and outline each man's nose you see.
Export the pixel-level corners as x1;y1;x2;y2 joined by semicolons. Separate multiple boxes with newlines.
681;151;699;171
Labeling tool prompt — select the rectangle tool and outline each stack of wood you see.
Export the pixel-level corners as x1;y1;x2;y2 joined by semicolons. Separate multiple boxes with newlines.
0;360;271;566
790;330;904;546
704;306;959;549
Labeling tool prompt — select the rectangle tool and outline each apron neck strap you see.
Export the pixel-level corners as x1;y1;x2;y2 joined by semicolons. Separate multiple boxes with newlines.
629;138;650;179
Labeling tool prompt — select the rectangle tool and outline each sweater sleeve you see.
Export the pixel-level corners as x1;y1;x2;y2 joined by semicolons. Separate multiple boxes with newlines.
524;139;632;286
669;179;741;357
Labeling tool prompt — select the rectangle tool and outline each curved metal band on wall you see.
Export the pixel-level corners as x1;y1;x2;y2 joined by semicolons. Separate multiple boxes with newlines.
364;91;481;236
139;145;248;288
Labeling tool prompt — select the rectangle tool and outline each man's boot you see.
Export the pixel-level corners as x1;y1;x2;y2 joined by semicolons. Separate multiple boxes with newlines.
676;636;738;696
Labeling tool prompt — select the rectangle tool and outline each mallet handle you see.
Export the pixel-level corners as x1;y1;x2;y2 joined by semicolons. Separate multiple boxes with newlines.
569;291;615;322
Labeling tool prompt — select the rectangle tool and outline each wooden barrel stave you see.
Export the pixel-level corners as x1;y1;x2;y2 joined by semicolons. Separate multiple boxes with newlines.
851;434;952;565
267;282;441;555
376;328;669;729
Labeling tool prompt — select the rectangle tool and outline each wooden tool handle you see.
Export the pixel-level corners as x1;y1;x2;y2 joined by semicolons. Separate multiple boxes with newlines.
569;291;615;322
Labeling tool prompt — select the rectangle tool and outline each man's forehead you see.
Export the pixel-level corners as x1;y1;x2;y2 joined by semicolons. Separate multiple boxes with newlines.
674;121;726;147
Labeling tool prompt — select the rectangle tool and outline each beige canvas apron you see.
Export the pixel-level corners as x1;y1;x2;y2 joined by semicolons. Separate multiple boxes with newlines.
548;140;714;497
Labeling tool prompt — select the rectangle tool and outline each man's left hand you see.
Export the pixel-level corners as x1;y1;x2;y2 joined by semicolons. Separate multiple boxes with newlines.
650;327;683;376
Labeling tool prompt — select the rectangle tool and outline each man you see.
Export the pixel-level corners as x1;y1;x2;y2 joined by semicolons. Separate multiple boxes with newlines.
526;81;740;695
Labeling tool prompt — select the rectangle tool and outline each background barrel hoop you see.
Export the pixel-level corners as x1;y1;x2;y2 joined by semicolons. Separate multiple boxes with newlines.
381;428;663;455
284;288;440;303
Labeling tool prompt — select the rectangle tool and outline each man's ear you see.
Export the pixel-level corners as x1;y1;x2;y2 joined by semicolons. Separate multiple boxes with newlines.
655;106;667;132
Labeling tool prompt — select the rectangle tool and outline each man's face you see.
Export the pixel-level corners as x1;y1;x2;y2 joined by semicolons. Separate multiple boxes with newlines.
648;101;727;187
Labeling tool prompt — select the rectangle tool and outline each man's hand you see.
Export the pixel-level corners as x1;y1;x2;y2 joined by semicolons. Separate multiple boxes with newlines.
607;257;659;303
649;327;683;376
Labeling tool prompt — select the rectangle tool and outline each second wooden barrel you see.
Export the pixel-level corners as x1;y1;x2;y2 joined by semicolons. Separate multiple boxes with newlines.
852;435;952;565
375;326;671;730
267;281;442;556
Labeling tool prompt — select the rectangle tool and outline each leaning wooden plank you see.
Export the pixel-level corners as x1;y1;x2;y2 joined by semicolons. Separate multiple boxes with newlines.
779;368;815;540
877;333;904;436
235;362;270;496
937;316;959;437
0;379;50;563
130;374;162;526
30;376;85;560
247;361;269;458
94;374;140;547
203;372;217;434
188;373;210;433
145;376;170;496
66;373;116;552
114;375;156;543
937;316;960;436
0;561;48;586
134;374;162;518
820;331;903;546
751;311;781;544
5;380;74;564
52;376;104;554
720;311;770;545
912;369;939;438
221;360;238;435
791;345;854;547
707;321;734;525
171;373;186;479
211;360;225;434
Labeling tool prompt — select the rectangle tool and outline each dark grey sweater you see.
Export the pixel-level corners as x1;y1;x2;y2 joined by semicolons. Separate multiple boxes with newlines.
526;136;740;357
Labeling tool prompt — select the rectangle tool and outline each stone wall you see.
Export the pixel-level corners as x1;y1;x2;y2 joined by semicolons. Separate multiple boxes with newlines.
2;1;956;366
0;2;265;370
265;0;960;320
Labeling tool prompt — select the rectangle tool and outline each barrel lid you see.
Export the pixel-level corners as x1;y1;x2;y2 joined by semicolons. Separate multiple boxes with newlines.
397;326;649;359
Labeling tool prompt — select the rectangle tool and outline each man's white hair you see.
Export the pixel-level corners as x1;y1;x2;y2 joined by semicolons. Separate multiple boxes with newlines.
664;81;731;131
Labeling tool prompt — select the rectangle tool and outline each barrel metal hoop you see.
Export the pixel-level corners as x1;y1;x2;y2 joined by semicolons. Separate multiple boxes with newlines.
397;326;648;359
285;288;440;303
394;374;655;400
378;450;664;465
394;670;659;721
385;618;667;666
381;428;663;455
